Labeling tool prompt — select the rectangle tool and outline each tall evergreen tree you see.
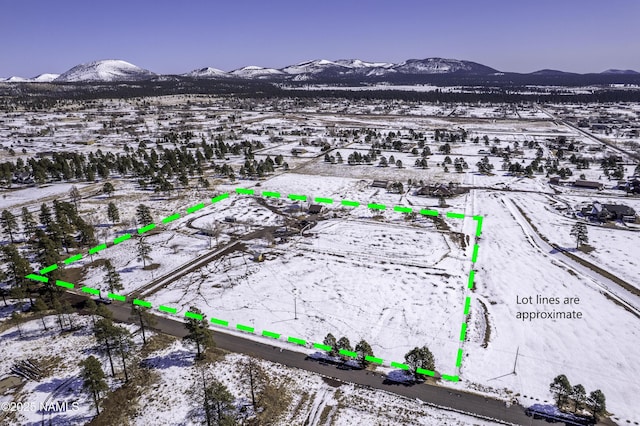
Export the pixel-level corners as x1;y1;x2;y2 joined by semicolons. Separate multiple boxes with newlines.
107;202;120;225
136;236;152;268
404;345;436;378
103;260;123;293
550;374;572;408
355;340;374;367
571;384;587;413
1;209;18;243
570;222;589;249
136;204;153;226
1;244;31;289
94;317;118;377
39;203;53;228
21;207;37;239
130;304;157;345
323;333;338;356
32;298;49;331
183;306;215;359
80;356;108;415
201;376;236;426
587;390;606;420
102;182;115;197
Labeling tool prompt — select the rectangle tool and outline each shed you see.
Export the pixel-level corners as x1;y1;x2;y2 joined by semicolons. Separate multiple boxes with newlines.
371;180;389;189
573;180;603;190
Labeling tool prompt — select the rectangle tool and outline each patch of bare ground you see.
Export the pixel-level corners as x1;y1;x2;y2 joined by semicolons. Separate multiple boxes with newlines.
138;333;177;358
142;263;161;271
87;366;160;426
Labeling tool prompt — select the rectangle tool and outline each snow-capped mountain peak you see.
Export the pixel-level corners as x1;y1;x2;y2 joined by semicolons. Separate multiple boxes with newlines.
230;66;285;78
184;67;231;78
55;60;156;82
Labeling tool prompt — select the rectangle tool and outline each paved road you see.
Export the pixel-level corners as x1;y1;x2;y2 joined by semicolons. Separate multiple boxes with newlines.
79;299;550;425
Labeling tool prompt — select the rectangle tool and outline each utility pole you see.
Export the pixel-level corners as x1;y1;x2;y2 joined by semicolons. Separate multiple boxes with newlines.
512;346;519;375
293;287;298;320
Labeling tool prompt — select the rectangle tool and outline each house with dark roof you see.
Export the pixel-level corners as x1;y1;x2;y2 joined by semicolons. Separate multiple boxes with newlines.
582;202;636;222
573;180;604;190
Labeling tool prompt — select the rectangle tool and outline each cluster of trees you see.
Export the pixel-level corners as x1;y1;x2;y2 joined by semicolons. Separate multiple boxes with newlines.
476;156;494;174
600;155;625;180
549;374;606;420
322;333;374;367
239;155;286;178
0;134;265;190
434;129;467;143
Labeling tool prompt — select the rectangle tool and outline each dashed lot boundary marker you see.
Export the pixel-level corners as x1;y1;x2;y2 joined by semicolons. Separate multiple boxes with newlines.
28;187;483;382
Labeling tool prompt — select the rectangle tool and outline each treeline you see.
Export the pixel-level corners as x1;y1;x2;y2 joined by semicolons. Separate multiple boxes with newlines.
2;79;640;106
0;134;267;189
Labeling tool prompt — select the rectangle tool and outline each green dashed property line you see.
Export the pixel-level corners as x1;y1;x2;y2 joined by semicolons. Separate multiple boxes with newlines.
133;299;152;308
315;197;333;204
26;274;48;283
211;193;230;203
39;264;58;274
64;254;83;264
471;244;479;263
391;361;410;370
108;293;126;302
186;203;205;214
419;208;438;217
158;305;177;314
393;206;412;213
237;324;255;333
185;311;203;321
446;212;465;219
29;187;483;380
24;272;463;382
113;233;131;245
459;323;467;341
313;343;332;351
473;215;484;237
88;244;107;255
55;280;74;289
463;297;471;315
162;213;180;224
138;224;156;235
262;330;281;339
341;200;359;207
467;270;476;290
81;286;100;295
339;349;358;359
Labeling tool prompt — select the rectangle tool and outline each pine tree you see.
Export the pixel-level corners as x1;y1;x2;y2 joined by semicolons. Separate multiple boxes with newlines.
404;345;436;378
241;358;266;411
202;377;236;426
1;209;18;243
183;306;215;359
136;204;153;226
1;244;31;289
587;389;606;420
103;260;123;293
571;384;587;413
21;207;37;239
80;356;108;415
570;222;589;249
113;325;134;382
336;336;352;357
39;203;53;228
355;340;374;367
130;304;157;345
323;333;338;356
102;182;115;197
94;317;118;377
107;202;120;225
550;374;572;408
136;236;152;268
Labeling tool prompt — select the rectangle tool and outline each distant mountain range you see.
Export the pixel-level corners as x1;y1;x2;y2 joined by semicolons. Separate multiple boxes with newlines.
1;58;639;83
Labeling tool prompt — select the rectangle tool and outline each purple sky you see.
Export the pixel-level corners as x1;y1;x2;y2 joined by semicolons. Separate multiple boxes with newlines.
1;0;638;77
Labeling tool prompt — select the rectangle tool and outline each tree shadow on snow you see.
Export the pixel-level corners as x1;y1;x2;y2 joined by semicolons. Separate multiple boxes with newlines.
141;349;194;369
